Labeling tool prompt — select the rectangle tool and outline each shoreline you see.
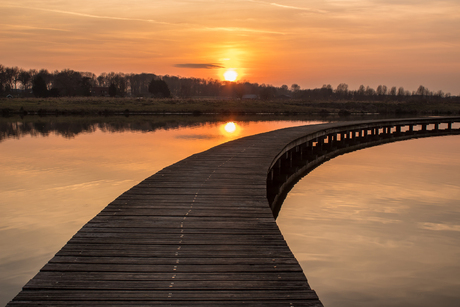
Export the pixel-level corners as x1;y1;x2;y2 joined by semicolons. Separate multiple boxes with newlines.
1;97;459;117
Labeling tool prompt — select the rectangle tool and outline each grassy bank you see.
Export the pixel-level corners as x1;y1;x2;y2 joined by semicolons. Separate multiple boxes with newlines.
1;97;459;116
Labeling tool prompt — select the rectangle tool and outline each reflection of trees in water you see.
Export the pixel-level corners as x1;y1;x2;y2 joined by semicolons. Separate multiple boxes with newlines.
0;121;96;141
0;116;223;142
0;114;377;142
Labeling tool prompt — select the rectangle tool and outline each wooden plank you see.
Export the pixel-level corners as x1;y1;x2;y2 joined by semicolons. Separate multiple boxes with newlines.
24;271;309;282
56;247;295;258
77;226;282;235
48;256;299;266
71;233;286;242
12;289;319;300
40;263;303;273
8;301;323;306
23;279;310;290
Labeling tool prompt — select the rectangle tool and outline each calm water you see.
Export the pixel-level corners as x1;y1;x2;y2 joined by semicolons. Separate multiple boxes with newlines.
0;116;319;306
1;116;459;306
277;136;460;307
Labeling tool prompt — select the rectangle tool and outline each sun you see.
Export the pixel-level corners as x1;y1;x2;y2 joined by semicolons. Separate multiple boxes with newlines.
223;70;238;82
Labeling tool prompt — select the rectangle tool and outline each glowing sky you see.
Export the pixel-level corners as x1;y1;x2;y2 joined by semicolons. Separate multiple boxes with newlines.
1;0;459;93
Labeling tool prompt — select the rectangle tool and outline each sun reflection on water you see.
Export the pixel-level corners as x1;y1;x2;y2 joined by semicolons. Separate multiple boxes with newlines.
220;122;240;138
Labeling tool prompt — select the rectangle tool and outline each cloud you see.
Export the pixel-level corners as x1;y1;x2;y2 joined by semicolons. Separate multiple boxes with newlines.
0;24;71;32
419;222;460;232
200;26;286;35
269;2;327;14
2;5;173;25
174;63;224;69
246;0;326;14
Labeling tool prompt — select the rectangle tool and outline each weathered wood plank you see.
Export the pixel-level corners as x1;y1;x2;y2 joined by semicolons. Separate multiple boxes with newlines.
13;289;319;300
77;226;282;234
24;271;309;282
40;263;303;273
48;256;298;265
24;279;309;290
8;302;323;307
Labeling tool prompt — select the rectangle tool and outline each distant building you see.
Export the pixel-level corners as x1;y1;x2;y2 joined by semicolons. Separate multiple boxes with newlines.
91;87;109;96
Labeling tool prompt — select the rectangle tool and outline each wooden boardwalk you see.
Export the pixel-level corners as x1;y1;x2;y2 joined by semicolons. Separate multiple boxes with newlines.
9;117;460;306
8;123;330;306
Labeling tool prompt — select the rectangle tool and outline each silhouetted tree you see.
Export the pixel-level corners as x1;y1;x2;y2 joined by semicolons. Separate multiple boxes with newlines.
7;66;19;90
18;69;32;93
280;84;289;95
336;83;349;98
376;85;387;96
32;75;48;97
108;83;117;97
53;69;84;96
97;73;108;87
0;65;6;94
106;73;126;96
365;86;375;97
148;79;171;98
259;85;276;100
128;73;156;96
36;69;53;90
416;85;431;97
79;77;93;96
389;86;397;96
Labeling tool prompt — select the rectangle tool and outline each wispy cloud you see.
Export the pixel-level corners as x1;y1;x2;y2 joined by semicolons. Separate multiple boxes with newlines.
200;26;286;35
246;0;326;14
174;63;224;69
420;222;460;232
0;24;71;32
3;4;286;35
270;2;327;13
2;5;173;25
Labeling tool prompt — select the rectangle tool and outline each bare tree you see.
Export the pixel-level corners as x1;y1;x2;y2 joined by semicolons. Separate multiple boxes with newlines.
290;84;301;92
7;66;20;90
376;85;387;96
389;86;397;96
336;83;348;94
18;69;32;93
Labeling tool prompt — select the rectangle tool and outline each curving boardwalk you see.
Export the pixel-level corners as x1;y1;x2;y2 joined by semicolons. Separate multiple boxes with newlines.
8;117;460;306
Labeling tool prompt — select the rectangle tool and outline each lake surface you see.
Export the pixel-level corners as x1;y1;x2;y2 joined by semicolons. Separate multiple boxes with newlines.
277;135;460;307
1;115;459;306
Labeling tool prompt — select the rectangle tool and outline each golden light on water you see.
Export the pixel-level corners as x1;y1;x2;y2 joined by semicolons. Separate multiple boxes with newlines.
223;70;238;82
220;122;241;138
224;122;236;133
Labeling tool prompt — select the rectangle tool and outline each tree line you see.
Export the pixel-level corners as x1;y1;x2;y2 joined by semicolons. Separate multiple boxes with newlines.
0;64;457;102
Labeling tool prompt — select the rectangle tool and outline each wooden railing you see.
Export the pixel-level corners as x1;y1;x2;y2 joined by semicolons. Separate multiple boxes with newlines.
267;117;460;217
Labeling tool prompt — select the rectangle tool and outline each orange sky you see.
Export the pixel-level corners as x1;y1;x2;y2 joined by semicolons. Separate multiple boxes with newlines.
1;0;459;93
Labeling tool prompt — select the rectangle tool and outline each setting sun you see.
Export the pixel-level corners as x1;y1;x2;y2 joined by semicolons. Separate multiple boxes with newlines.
223;70;238;82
